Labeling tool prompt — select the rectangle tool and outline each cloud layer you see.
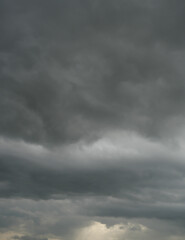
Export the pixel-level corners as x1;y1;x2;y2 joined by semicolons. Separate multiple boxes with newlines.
1;1;185;240
1;0;185;145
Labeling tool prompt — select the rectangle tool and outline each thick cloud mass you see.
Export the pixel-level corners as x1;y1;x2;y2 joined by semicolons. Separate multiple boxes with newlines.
1;0;185;144
1;1;185;240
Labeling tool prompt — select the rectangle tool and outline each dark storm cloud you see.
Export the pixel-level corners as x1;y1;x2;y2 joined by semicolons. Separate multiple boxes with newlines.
1;1;185;239
86;198;185;220
1;135;185;225
1;152;148;198
1;150;185;212
1;0;185;145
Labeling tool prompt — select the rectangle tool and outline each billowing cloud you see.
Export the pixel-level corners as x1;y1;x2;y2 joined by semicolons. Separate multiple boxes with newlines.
1;0;185;145
1;0;185;240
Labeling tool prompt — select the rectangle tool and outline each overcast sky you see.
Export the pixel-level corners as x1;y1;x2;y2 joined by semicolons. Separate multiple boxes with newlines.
1;1;185;240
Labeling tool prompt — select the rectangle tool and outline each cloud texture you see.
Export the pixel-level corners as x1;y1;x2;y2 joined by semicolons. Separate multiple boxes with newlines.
1;1;185;239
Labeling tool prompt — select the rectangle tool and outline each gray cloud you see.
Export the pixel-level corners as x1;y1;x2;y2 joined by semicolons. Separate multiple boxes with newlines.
0;143;185;219
1;0;185;145
12;236;48;240
1;1;185;240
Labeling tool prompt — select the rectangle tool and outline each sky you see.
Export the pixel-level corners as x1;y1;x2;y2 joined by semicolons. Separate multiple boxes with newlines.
1;0;185;239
